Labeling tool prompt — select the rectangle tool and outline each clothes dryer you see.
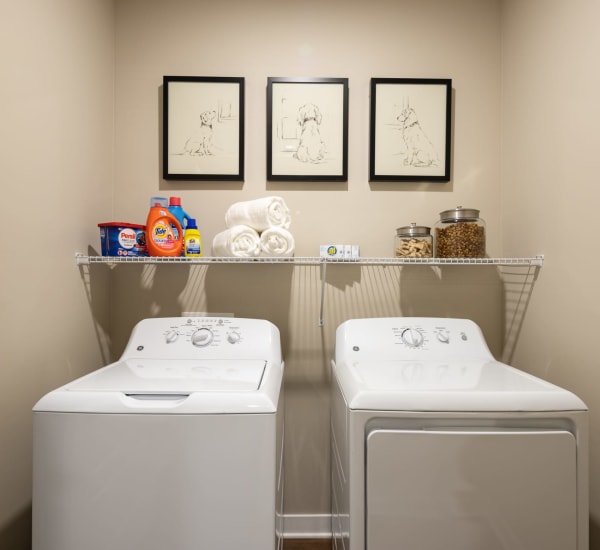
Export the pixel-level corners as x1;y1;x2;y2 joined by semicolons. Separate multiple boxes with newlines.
33;317;284;550
331;317;588;550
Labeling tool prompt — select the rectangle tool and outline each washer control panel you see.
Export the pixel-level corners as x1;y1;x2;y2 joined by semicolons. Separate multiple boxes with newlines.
120;317;281;362
337;317;493;363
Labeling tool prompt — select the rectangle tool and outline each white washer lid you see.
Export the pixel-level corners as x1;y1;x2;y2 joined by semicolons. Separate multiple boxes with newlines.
67;359;266;393
335;360;587;412
34;359;283;414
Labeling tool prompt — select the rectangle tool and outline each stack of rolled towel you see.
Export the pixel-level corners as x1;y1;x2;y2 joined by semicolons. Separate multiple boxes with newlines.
212;196;295;257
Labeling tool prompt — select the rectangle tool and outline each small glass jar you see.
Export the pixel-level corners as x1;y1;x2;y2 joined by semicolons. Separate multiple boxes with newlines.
395;223;433;258
434;206;486;258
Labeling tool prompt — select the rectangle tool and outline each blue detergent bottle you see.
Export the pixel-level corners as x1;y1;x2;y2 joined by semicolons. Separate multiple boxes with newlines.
168;196;192;255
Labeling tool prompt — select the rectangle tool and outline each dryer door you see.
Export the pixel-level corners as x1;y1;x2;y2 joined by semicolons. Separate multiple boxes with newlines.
366;428;577;550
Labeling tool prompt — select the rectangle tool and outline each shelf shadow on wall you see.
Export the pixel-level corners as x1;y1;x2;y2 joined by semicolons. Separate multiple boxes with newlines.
79;246;113;363
80;252;196;361
399;266;505;357
319;263;540;362
399;264;540;362
204;263;293;352
79;255;294;361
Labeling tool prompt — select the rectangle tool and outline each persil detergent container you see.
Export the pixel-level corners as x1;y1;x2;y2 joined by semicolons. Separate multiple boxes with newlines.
98;222;147;257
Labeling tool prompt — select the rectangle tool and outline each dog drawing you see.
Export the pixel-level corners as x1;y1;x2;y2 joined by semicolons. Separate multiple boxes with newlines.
396;102;439;167
183;110;217;156
294;103;326;163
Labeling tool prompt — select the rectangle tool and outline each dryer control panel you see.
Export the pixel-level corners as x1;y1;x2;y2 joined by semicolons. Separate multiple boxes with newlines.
335;317;494;363
120;317;282;363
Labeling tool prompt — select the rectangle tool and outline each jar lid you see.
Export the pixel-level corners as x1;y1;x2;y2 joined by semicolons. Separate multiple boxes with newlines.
396;222;431;237
439;206;480;221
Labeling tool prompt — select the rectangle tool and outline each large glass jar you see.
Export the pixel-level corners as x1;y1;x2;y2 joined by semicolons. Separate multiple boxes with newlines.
434;206;486;258
395;223;433;258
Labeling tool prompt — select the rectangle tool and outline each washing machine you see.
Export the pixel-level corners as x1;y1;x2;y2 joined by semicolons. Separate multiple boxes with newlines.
331;317;588;550
33;317;284;550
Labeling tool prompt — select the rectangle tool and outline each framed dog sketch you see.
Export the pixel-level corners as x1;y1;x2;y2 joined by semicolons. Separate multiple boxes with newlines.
163;76;244;180
267;77;348;181
369;78;452;182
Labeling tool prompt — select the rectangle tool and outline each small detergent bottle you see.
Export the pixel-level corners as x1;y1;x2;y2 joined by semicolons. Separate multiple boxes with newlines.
184;218;203;257
146;201;183;257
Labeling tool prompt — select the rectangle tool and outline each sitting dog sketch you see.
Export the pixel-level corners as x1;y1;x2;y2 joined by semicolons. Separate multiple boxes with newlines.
294;103;326;163
182;110;217;156
395;98;439;167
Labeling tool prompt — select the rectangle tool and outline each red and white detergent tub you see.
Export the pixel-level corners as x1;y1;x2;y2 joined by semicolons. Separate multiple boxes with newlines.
98;222;147;257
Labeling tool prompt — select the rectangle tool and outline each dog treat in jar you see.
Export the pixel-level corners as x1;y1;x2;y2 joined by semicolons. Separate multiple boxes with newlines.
434;206;486;258
395;223;433;258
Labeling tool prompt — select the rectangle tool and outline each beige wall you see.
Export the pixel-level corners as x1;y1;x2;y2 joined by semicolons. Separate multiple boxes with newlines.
112;0;505;532
1;0;599;547
113;0;503;252
501;0;600;544
0;0;116;547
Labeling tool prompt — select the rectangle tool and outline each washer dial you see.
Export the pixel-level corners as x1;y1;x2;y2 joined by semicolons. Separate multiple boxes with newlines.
191;327;214;347
401;328;424;348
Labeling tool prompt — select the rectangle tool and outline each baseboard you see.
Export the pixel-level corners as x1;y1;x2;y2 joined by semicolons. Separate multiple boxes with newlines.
283;514;332;538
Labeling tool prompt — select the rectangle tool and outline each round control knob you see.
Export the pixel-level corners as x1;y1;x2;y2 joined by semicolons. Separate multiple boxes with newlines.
227;331;241;344
165;330;179;344
191;328;213;347
436;331;450;344
401;328;424;348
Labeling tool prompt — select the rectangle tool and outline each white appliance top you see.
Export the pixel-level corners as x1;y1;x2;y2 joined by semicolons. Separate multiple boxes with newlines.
333;317;587;412
34;317;283;414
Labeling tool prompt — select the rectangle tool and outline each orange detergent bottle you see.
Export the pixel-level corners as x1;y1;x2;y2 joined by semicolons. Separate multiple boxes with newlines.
145;201;183;256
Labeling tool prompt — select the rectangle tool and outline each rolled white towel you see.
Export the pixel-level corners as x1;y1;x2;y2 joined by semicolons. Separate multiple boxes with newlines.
212;225;261;257
225;196;291;231
260;227;295;257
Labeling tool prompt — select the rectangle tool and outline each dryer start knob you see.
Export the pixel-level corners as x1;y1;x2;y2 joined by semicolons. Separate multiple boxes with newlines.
191;328;213;347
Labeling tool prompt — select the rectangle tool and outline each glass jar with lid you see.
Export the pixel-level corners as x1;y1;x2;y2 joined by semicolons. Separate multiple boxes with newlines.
394;223;433;258
434;206;486;258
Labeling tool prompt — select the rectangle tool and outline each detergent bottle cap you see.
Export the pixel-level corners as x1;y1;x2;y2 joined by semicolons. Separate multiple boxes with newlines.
150;196;168;207
169;196;182;206
186;218;198;229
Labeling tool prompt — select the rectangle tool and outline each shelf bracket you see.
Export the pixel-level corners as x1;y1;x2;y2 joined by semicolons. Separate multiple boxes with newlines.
319;261;327;327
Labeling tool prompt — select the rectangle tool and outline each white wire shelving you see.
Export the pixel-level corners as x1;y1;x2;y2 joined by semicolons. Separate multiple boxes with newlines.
75;253;543;326
75;254;544;267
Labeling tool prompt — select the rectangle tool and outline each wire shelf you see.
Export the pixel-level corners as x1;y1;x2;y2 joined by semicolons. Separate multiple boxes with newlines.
75;254;544;267
75;253;543;326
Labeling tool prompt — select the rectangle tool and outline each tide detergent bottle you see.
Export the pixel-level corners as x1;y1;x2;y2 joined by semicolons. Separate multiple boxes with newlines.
184;218;203;257
146;200;183;256
168;196;192;256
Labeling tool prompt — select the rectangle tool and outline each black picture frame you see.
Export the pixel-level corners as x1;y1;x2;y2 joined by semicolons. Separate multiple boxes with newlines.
267;77;348;181
163;76;244;181
369;78;452;182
